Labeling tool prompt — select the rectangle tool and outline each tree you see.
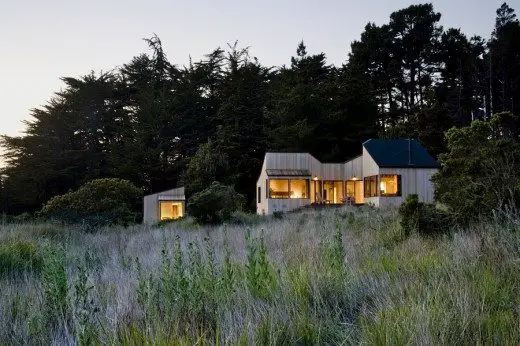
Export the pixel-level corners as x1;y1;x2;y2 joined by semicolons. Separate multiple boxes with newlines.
181;139;229;196
214;43;271;206
433;112;520;223
488;3;520;119
187;182;245;224
1;72;124;212
437;29;487;125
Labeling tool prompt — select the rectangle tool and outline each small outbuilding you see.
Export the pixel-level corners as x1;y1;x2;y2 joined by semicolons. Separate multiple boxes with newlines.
143;187;186;224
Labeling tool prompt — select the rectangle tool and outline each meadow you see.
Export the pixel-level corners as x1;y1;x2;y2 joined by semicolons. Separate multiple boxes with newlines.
0;206;519;345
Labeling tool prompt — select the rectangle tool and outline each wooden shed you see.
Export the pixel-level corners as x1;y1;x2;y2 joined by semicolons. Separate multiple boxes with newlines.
143;187;186;224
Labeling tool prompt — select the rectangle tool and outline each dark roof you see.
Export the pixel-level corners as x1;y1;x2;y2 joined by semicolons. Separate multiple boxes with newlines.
266;169;311;177
363;139;439;168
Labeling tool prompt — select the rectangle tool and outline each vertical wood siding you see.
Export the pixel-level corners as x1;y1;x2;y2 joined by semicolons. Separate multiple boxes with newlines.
344;156;362;179
256;151;437;214
362;147;379;177
143;187;186;223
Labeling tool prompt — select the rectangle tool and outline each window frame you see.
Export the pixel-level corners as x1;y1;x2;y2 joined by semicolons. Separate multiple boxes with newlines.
268;178;310;199
379;174;402;197
364;175;378;198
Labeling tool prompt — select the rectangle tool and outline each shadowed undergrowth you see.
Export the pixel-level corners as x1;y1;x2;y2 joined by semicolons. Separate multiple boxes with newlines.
0;206;519;344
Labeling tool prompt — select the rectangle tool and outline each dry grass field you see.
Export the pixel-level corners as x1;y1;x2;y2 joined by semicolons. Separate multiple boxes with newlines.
0;206;519;344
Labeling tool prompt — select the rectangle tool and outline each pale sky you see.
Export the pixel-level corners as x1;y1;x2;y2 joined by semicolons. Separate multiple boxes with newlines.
0;0;514;138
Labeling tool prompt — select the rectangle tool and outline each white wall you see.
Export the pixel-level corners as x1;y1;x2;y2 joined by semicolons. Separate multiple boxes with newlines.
379;167;438;206
362;147;379;177
256;156;269;215
143;187;185;223
344;156;362;179
268;198;311;214
255;150;438;214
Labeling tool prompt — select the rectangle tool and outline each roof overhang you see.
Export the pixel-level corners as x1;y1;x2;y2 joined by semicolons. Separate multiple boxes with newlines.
266;169;311;177
158;195;186;201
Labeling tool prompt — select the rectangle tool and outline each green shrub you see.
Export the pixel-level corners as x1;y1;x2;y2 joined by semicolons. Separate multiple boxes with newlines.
0;240;43;278
41;245;68;325
187;182;245;224
229;210;265;225
399;194;451;235
433;113;520;224
39;178;142;228
272;211;284;219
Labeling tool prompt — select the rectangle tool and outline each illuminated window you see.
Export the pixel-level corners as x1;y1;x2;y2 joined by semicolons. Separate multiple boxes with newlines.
346;181;355;197
290;180;309;199
334;181;344;203
269;179;310;199
160;201;184;220
323;181;344;204
380;175;401;196
269;179;289;199
364;176;378;198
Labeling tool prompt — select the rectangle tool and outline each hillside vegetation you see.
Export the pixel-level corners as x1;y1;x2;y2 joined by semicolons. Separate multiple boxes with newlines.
0;207;519;344
2;3;519;213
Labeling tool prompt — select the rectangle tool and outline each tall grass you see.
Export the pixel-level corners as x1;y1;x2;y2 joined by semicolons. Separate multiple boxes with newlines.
0;207;518;344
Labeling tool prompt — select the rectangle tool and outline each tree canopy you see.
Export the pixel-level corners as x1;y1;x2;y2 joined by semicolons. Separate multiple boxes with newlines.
2;3;520;213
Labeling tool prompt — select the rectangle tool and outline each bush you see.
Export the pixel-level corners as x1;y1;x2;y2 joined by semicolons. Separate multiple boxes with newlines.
39;178;142;228
399;194;451;235
433;113;520;224
188;182;245;224
229;211;265;225
273;211;284;220
0;240;43;278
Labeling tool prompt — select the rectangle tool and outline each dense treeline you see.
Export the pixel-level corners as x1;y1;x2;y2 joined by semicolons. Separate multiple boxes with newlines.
1;3;519;213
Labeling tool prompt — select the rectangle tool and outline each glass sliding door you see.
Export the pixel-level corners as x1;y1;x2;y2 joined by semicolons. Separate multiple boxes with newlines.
323;181;344;204
311;180;323;203
346;180;365;204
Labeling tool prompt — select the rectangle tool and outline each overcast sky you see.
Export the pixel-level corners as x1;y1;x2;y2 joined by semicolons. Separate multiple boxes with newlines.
0;0;513;137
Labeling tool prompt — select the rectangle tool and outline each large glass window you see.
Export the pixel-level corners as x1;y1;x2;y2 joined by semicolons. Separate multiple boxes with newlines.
334;181;344;203
290;179;309;199
269;179;289;199
380;175;401;197
364;176;378;198
347;180;364;204
346;181;355;198
269;179;310;199
311;180;322;203
160;201;184;220
323;181;344;204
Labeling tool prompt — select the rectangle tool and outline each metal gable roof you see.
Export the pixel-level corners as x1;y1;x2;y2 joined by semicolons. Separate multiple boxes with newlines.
363;139;439;168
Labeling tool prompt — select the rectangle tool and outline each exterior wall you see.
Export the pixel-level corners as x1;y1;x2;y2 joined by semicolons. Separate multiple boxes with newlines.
362;147;379;177
256;158;269;215
379;168;438;207
268;198;311;214
259;153;321;215
143;187;186;224
344;156;362;179
265;153;316;173
256;151;438;214
321;163;345;180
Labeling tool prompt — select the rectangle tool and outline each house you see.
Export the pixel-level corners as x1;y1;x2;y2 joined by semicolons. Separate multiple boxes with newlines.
256;139;439;215
143;187;186;223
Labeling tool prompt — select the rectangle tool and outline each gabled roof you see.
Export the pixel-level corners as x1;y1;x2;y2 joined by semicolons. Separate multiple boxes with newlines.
363;139;439;168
